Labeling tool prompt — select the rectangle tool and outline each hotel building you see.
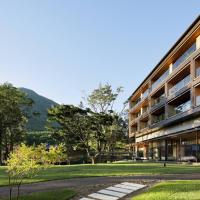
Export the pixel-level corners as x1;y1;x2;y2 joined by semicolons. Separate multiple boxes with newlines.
129;16;200;161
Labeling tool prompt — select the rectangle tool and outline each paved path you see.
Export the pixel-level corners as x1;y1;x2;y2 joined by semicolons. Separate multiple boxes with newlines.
0;174;200;199
80;182;146;200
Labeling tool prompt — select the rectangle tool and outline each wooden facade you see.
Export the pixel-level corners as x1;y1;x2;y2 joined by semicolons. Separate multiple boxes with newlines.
129;16;200;161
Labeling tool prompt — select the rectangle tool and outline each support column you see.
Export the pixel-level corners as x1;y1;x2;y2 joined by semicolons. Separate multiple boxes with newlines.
135;143;138;158
191;59;196;109
179;138;182;162
159;141;161;161
165;140;168;161
196;131;198;163
143;144;147;159
165;81;168;119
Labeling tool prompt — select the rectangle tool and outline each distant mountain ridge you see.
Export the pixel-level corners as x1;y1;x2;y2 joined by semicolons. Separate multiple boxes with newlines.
19;88;58;131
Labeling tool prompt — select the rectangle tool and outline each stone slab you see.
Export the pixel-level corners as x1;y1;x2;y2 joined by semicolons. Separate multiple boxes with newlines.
106;186;132;194
80;198;95;200
98;189;126;198
121;182;146;189
88;193;119;200
114;184;137;191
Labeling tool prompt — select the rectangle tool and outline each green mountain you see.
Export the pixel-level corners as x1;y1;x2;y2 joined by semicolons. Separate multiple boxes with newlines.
19;88;58;131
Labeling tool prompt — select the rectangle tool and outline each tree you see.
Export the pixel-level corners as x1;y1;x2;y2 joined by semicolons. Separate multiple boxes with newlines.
48;84;128;164
7;143;66;200
47;105;113;164
48;144;68;165
7;144;43;200
47;105;86;155
84;83;124;113
83;83;128;162
0;83;31;164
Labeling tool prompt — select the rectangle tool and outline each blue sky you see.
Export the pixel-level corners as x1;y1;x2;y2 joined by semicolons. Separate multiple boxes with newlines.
0;1;199;110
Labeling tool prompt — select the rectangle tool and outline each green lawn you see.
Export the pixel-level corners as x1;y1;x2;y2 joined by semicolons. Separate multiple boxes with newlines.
134;180;200;200
0;162;200;186
3;189;76;200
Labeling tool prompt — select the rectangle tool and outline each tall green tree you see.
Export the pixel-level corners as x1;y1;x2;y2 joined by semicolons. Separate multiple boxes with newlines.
83;83;128;162
0;83;30;164
84;83;124;113
47;105;114;164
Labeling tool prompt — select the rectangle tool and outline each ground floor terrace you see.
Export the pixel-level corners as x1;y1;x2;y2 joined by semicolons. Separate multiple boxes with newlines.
136;130;200;162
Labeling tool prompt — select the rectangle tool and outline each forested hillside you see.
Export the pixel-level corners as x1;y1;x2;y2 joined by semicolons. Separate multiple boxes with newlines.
20;88;58;131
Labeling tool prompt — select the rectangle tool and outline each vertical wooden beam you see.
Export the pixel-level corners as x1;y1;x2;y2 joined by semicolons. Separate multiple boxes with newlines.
169;63;173;74
165;139;168;161
179;138;182;162
196;131;198;163
191;59;196;109
196;35;200;50
165;82;168;119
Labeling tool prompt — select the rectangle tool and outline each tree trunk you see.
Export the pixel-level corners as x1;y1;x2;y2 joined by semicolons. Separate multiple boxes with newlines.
9;176;12;200
91;156;95;164
16;182;22;200
0;132;3;165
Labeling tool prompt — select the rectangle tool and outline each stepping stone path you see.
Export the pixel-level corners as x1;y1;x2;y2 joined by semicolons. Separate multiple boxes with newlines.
80;182;146;200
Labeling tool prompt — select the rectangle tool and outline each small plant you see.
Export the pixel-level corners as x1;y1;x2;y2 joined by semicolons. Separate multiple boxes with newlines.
6;143;68;200
6;144;46;200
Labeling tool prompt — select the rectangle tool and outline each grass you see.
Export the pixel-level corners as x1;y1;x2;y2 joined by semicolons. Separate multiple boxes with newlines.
3;188;76;200
133;180;200;200
0;162;200;186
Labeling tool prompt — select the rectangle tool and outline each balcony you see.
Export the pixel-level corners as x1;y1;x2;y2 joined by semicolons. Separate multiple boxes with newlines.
168;90;191;118
151;105;165;125
173;43;196;70
130;123;138;135
152;113;165;125
195;84;200;107
142;89;149;99
168;75;190;96
151;70;169;91
139;124;148;132
130;118;138;126
195;55;200;78
196;96;200;106
130;90;149;111
168;100;191;118
151;95;165;111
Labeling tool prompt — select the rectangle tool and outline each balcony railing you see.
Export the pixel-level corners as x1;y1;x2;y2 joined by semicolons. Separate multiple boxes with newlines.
151;70;169;91
168;75;190;96
169;100;191;117
140;124;148;130
152;113;165;124
196;67;200;78
131;90;149;110
196;96;200;106
142;106;149;113
173;43;196;70
142;89;149;99
151;95;165;107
